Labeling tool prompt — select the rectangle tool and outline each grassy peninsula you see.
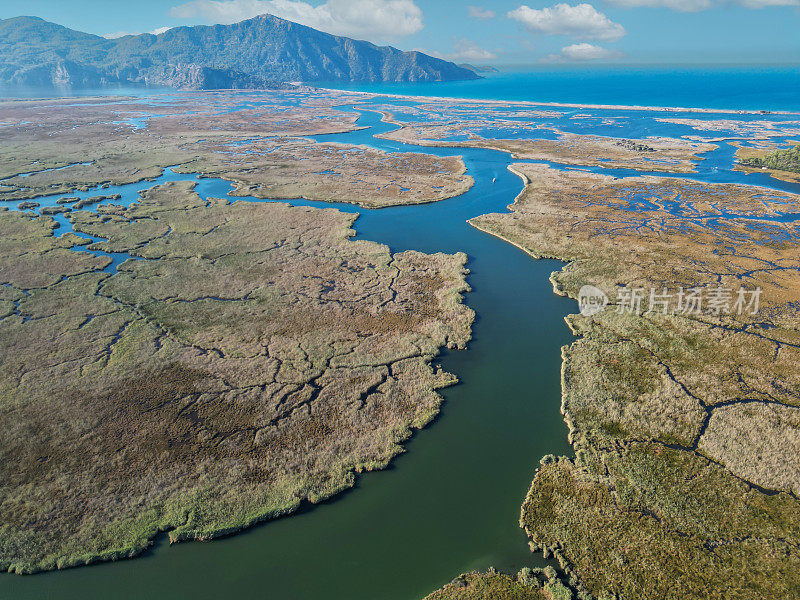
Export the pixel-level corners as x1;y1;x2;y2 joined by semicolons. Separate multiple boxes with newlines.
0;182;473;573
736;143;800;184
740;143;800;172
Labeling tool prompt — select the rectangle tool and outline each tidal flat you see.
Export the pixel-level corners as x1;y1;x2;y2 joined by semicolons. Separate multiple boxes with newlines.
0;92;472;206
1;89;800;600
375;112;716;174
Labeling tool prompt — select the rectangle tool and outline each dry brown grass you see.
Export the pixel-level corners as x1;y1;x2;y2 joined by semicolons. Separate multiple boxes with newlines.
0;182;474;573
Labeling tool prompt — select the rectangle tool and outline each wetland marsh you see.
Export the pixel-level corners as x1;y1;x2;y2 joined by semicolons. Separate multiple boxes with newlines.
1;89;800;599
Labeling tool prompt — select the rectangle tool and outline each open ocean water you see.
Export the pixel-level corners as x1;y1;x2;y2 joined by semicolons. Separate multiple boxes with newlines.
1;65;798;111
321;65;800;112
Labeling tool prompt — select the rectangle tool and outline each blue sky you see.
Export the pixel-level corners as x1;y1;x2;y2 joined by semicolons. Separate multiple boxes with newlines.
1;0;798;64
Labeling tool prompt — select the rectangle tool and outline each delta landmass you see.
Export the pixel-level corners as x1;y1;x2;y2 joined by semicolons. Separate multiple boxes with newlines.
0;12;799;600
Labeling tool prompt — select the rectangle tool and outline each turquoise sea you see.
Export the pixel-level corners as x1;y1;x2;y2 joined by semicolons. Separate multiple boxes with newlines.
323;64;800;112
2;65;799;111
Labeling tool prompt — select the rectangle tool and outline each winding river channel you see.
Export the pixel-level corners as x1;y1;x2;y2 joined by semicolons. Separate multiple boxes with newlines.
2;99;799;599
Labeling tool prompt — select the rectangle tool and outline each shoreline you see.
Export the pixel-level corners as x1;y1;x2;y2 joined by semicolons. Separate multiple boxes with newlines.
315;86;800;116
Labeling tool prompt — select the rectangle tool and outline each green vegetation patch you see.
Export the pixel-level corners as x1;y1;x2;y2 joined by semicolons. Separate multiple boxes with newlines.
522;449;800;600
423;569;574;600
741;144;800;174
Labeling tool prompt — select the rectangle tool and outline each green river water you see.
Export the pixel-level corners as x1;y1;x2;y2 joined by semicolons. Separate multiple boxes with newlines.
1;104;577;600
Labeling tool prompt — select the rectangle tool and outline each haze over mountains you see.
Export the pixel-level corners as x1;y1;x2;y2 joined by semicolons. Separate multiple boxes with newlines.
0;14;479;90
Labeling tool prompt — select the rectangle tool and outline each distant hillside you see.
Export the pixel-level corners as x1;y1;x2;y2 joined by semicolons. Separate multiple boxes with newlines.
458;63;499;74
0;15;479;89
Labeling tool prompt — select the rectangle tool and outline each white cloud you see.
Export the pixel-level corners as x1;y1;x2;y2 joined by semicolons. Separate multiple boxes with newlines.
425;39;498;62
104;26;174;38
607;0;712;10
552;42;624;60
169;0;424;42
739;0;800;5
467;5;496;19
508;3;626;41
608;0;797;10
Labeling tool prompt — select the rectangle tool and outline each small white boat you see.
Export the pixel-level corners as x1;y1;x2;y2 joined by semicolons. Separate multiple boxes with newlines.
492;177;497;183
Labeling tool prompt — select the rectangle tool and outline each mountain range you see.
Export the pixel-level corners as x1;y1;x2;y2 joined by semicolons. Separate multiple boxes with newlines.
0;14;479;89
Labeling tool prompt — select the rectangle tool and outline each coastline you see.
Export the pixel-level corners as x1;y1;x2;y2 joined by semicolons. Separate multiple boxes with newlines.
316;86;800;116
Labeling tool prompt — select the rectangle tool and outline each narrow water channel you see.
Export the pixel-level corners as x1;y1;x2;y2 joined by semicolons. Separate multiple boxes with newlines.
3;102;795;600
1;105;575;600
